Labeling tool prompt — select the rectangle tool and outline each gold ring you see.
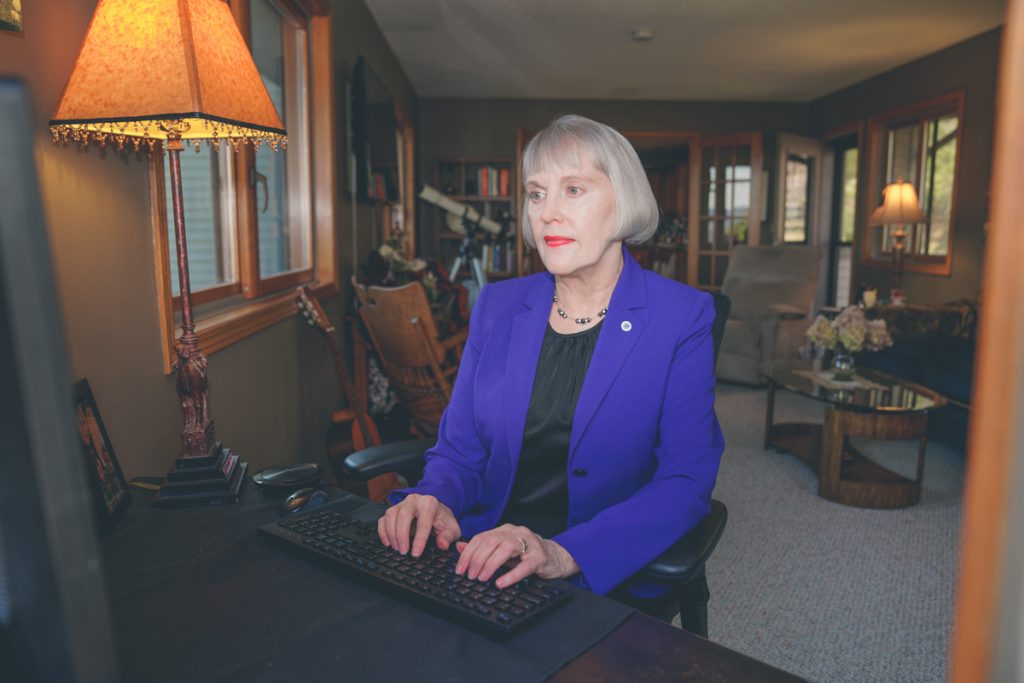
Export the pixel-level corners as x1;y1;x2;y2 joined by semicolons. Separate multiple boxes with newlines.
517;536;528;556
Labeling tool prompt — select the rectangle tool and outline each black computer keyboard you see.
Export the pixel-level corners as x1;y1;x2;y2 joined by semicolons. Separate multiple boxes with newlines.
258;508;571;637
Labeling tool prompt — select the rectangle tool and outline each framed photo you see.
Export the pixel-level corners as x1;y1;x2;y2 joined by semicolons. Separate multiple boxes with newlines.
73;379;130;535
0;0;22;32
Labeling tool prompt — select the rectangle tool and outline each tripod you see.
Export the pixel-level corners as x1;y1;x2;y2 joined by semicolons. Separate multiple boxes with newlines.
447;208;488;291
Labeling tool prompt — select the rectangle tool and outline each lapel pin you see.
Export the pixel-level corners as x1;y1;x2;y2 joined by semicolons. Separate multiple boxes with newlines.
621;320;632;332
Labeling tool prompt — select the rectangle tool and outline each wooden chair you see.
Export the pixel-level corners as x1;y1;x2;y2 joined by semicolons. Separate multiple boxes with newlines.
352;279;468;436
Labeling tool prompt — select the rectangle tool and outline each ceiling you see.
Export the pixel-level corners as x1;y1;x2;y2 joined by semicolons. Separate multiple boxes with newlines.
363;0;1006;102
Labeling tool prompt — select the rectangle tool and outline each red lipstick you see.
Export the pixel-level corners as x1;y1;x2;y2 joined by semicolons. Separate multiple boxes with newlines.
543;235;574;247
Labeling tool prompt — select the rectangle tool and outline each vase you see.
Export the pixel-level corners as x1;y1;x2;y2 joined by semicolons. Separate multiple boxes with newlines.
832;350;855;382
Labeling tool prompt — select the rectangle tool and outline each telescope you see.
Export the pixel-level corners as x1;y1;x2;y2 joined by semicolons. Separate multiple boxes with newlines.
418;184;503;236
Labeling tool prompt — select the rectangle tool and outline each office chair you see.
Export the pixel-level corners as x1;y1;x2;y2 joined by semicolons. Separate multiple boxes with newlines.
343;291;731;637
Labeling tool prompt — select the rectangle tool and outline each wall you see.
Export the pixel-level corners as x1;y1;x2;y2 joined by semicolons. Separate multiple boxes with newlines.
416;98;812;258
332;0;417;280
811;28;1001;304
0;0;414;480
416;29;1000;308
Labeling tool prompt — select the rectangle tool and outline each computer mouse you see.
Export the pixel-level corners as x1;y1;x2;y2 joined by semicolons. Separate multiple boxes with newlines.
280;487;329;515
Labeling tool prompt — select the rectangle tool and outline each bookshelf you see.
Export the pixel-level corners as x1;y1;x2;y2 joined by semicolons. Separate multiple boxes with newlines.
434;157;518;280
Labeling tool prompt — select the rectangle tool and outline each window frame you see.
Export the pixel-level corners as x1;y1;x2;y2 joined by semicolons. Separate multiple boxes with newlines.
150;2;336;374
781;152;813;245
862;89;964;276
821;123;864;308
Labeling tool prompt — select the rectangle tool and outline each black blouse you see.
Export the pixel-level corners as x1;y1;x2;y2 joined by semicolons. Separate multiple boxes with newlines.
501;320;603;539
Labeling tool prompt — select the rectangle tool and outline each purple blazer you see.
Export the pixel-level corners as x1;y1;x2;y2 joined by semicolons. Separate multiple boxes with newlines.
392;247;724;595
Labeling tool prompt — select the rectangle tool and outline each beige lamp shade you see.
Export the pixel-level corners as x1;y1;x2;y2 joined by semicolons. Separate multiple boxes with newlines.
869;181;926;225
50;0;285;150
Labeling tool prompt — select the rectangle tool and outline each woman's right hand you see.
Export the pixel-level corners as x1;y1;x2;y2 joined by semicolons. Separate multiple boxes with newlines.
378;493;461;557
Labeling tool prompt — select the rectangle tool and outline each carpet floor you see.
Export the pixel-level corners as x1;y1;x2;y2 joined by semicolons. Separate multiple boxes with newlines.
689;383;964;682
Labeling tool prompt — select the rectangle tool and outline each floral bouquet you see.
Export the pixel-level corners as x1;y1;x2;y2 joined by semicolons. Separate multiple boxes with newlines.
805;305;893;380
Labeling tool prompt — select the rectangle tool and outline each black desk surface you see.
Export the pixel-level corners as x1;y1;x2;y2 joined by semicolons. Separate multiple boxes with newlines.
102;482;802;682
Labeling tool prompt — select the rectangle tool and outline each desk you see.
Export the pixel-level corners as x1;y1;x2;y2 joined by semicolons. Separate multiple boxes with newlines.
102;485;802;682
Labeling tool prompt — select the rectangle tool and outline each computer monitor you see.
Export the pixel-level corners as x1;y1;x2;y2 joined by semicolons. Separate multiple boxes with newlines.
0;79;119;682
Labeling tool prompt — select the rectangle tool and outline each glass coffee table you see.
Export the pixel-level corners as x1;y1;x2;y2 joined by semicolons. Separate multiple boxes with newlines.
760;360;947;508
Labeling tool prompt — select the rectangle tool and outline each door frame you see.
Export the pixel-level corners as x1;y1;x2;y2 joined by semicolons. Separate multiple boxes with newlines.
950;1;1024;679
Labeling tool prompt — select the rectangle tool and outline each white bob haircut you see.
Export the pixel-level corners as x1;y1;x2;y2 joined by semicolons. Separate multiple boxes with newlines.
521;114;659;248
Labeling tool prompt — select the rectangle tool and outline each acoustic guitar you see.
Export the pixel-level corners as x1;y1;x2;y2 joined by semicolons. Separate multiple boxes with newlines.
296;286;399;501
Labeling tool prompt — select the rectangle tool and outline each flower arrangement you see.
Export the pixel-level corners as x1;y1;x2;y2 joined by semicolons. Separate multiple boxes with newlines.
806;305;893;353
806;306;893;380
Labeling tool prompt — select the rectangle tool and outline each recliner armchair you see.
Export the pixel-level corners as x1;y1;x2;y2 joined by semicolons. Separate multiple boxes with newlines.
716;245;822;386
341;292;731;636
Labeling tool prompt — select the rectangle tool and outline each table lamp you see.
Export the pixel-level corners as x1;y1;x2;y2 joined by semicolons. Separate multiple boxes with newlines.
869;180;925;304
50;0;286;507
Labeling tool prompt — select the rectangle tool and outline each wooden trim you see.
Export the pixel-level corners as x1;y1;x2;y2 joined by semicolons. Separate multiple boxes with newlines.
821;120;864;143
158;279;338;373
861;89;964;277
234;144;261;299
256;268;315;294
871;90;966;128
310;14;337;290
150;154;176;375
171;282;242;311
282;0;330;17
515;129;529;277
950;0;1024;677
749;133;764;247
622;130;698;141
687;143;702;287
395;106;417;259
232;0;264;299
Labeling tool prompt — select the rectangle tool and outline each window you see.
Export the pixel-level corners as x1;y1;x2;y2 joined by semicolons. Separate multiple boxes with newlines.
827;134;859;306
151;2;335;372
865;91;962;275
250;0;312;282
782;154;812;244
697;135;763;289
164;148;238;304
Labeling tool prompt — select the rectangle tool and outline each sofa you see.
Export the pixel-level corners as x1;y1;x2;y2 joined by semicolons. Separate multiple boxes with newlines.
858;301;977;452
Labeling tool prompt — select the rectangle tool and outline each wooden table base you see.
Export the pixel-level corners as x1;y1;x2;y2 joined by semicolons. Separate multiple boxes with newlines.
764;382;930;509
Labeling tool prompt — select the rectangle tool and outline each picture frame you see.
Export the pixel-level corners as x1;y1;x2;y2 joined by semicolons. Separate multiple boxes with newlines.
0;0;23;32
73;379;130;535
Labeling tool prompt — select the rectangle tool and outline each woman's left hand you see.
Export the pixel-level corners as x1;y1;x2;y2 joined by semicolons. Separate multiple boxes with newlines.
454;524;580;589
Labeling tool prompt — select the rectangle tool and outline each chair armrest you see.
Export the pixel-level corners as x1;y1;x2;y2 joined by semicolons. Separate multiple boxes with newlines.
764;303;808;321
438;327;468;351
638;499;727;585
342;439;434;482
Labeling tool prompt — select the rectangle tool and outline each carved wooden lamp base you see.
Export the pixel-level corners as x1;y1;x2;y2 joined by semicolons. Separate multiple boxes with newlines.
153;440;248;508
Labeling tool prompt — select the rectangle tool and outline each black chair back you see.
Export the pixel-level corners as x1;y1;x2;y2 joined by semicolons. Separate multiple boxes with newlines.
710;291;731;369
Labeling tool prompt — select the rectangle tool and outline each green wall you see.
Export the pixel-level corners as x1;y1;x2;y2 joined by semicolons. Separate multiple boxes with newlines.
0;0;415;480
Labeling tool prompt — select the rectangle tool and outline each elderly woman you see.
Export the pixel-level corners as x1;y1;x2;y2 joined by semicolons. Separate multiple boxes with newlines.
378;114;723;602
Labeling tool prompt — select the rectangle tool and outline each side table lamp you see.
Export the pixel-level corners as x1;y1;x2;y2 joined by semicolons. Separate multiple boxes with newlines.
49;0;287;507
869;180;925;305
